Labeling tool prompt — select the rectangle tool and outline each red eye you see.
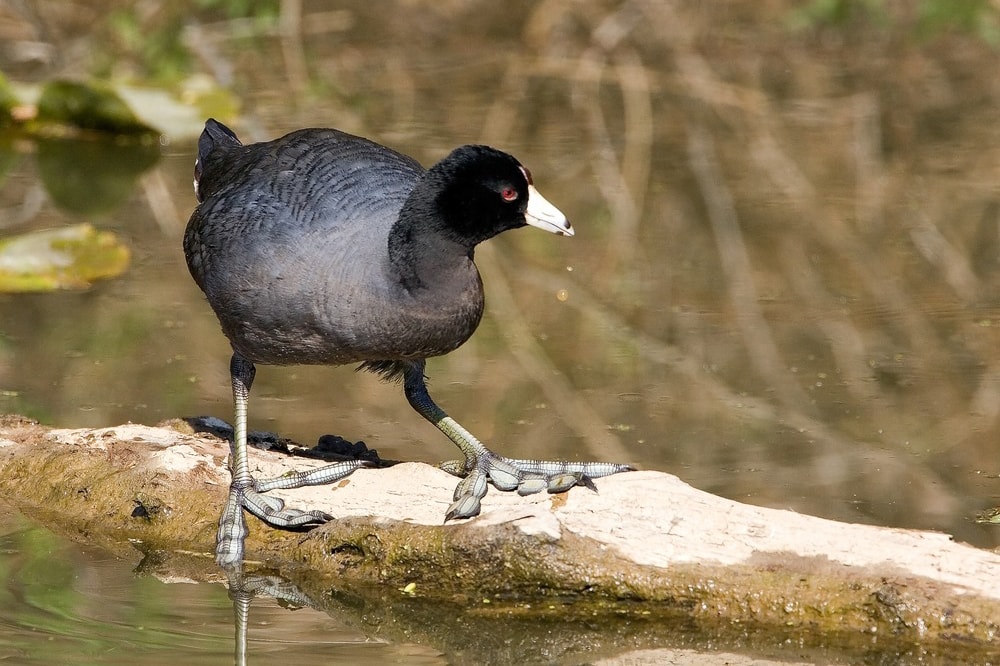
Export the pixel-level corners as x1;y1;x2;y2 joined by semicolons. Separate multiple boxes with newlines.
501;186;518;202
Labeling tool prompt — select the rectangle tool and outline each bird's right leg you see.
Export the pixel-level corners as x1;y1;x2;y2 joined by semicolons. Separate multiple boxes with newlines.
215;353;365;567
401;360;632;521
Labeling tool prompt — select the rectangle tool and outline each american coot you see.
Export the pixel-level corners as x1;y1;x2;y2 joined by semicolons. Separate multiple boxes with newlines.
184;119;633;566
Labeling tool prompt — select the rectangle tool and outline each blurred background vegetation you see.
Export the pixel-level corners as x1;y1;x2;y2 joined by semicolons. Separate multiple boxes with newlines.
0;0;999;552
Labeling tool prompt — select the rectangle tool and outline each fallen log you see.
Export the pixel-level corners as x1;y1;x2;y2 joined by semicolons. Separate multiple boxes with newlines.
0;414;997;659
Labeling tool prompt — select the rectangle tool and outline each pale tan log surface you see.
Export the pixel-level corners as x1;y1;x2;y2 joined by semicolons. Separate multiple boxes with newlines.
0;415;998;656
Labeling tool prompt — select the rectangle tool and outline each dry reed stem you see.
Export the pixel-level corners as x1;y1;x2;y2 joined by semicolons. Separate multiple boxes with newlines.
570;5;651;287
777;235;881;404
279;0;309;96
647;1;964;402
686;123;812;413
140;168;184;237
852;93;885;231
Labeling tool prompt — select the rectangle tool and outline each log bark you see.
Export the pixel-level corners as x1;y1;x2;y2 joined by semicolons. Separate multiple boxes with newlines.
0;414;998;658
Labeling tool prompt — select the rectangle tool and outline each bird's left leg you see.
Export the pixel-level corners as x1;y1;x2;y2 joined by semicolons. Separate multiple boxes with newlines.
216;353;366;567
401;361;633;520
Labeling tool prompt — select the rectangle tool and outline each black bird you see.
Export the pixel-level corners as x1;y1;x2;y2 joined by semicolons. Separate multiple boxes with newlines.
184;119;632;566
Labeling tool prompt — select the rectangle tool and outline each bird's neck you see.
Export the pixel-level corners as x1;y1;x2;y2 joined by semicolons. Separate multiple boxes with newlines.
388;202;476;293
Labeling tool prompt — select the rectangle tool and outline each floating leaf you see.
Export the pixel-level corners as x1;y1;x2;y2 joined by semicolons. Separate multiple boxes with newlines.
0;224;130;292
35;79;157;137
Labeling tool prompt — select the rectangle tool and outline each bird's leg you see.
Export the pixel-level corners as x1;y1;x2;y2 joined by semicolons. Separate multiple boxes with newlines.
402;361;633;520
215;353;366;567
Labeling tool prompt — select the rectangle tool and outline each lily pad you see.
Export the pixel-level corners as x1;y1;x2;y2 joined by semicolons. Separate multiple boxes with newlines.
35;79;157;137
0;224;130;292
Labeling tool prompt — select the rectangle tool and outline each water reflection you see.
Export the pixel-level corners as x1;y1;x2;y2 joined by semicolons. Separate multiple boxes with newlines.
0;509;233;664
34;137;159;214
0;506;443;665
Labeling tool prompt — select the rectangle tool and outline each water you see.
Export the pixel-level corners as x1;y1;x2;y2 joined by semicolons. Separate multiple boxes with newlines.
0;505;447;665
0;0;999;662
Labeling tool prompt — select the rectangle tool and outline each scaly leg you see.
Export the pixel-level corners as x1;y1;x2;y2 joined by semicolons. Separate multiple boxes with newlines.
215;353;366;566
402;360;633;520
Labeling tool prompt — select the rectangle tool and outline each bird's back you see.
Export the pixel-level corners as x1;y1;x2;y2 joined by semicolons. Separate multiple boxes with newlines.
184;122;452;365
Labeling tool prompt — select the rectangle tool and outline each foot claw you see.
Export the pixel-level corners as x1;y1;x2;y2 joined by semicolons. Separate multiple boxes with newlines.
215;460;365;565
445;494;482;521
240;487;331;529
545;473;584;494
441;450;633;519
575;474;598;493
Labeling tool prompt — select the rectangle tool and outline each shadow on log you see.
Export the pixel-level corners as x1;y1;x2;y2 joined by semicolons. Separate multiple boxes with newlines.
0;414;998;662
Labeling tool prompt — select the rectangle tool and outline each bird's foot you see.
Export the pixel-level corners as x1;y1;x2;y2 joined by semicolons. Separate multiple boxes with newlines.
439;452;633;520
215;460;367;566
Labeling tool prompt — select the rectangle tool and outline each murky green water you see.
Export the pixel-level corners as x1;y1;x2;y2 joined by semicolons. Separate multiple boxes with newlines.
1;0;999;663
0;504;449;665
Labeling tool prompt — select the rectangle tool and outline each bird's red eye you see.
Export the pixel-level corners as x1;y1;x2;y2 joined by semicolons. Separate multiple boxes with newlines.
501;186;518;202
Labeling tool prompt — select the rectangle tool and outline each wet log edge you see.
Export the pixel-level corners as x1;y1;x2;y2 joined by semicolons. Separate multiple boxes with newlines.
0;415;997;653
